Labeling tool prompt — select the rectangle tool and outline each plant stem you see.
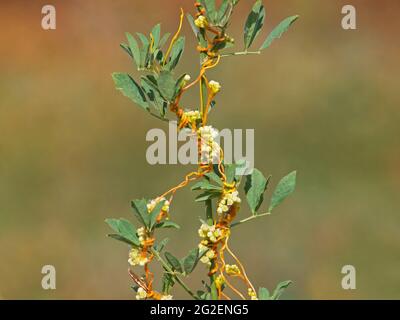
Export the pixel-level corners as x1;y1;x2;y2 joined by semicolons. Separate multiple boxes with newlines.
221;50;261;58
151;248;197;299
205;199;218;300
230;212;271;228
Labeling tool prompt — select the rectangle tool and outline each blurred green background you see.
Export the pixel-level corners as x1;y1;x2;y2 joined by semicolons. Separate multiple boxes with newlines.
0;0;399;299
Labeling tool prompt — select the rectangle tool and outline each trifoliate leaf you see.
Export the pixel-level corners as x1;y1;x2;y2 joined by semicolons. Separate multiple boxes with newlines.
260;15;299;50
244;0;265;49
269;171;296;211
244;169;270;214
112;73;149;110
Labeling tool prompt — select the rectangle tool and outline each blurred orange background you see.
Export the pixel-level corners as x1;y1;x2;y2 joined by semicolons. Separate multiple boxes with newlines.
0;0;399;299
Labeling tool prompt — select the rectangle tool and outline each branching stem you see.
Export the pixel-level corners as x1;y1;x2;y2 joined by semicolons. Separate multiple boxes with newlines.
221;50;261;58
230;212;271;228
150;248;197;299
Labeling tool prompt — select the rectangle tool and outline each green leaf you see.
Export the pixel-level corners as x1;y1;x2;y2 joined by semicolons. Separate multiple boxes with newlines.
165;252;183;273
244;0;265;49
149;200;166;231
157;71;177;102
196;290;210;300
141;77;167;117
131;198;149;227
174;73;187;98
271;280;292;300
195;191;221;202
125;33;141;68
154;238;169;253
204;172;224;186
105;218;120;233
186;14;200;38
137;32;150;68
260;15;299;50
155;221;180;230
162;272;175;294
182;248;200;275
120;43;133;58
105;218;140;246
151;24;161;48
217;0;232;26
159;32;171;48
165;36;185;71
244;169;270;214
269;171;297;211
107;234;136;246
191;180;222;192
224;163;237;184
201;0;217;23
258;287;270;300
112;73;149;110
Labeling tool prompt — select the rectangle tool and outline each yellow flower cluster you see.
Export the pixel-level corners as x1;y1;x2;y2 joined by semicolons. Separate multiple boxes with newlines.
208;80;221;94
225;264;241;276
128;248;149;267
199;246;216;266
198;126;220;164
198;223;223;243
194;15;208;29
183;110;201;123
147;197;170;213
248;288;258;300
217;190;241;215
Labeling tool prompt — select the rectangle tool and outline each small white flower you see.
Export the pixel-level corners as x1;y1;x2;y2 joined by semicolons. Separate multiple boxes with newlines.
184;74;191;82
136;287;147;300
209;80;221;94
200;255;210;265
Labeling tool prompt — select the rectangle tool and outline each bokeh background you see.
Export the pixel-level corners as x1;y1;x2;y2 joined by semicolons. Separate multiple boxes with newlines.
0;0;399;299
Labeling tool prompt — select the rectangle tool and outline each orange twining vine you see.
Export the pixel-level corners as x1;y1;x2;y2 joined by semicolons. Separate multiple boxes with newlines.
107;0;299;300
